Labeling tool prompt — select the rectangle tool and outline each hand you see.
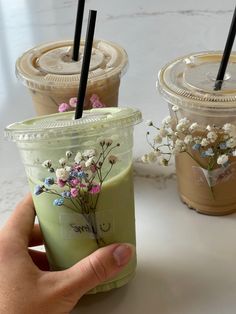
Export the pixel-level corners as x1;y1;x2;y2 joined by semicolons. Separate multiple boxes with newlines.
0;194;134;314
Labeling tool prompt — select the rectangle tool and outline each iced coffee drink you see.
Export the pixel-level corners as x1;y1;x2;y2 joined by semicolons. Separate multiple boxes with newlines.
158;51;236;215
16;40;128;115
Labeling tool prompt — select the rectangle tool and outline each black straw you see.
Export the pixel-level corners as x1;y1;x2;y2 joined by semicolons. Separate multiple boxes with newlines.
214;6;236;91
75;10;97;119
72;0;86;61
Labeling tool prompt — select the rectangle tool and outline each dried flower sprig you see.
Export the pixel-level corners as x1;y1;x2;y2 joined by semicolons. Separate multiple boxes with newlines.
143;105;236;173
34;139;120;244
58;94;105;112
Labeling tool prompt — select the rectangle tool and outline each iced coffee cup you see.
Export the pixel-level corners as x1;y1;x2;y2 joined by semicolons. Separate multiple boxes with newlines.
158;51;236;215
16;40;128;115
5;107;142;293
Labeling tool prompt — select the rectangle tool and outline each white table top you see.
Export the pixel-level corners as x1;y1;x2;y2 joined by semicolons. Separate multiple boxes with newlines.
1;1;236;313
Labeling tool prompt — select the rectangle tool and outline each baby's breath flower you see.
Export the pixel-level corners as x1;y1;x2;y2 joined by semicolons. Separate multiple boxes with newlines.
44;177;54;186
34;185;44;195
219;142;227;150
55;168;70;181
189;122;199;132
53;198;64;206
42;160;52;168
146;120;153;126
59;158;66;166
85;157;94;168
66;151;72;158
206;125;212;131
172;105;179;112
162;116;172;126
83;149;96;158
192;143;201;151
69;97;77;108
184;135;193;145
201;138;209;147
226;137;236;148
207;131;218;143
176;118;190;132
205;148;214;157
108;155;118;165
217;154;228;166
223;124;236;137
74;152;82;163
105;139;113;146
175;139;186;152
79;161;86;170
193;136;202;144
159;157;169;166
98;138;106;146
223;123;234;134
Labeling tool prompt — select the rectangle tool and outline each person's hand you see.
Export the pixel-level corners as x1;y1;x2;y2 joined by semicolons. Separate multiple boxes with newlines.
0;194;134;314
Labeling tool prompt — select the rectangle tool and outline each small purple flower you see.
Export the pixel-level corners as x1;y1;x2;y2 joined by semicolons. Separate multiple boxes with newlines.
78;171;86;179
70;170;79;178
53;198;64;206
192;144;201;151
219;142;227;150
34;185;44;196
61;191;71;198
59;103;70;112
205;148;214;157
44;177;54;186
69;97;77;108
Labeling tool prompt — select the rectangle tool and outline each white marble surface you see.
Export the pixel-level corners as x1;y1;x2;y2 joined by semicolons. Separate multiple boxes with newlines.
1;0;236;313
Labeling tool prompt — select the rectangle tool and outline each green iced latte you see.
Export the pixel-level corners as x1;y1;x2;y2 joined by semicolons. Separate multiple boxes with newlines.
5;107;142;293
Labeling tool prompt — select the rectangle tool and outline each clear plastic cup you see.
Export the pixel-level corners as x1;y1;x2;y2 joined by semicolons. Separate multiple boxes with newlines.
158;51;236;215
16;40;128;115
5;107;142;293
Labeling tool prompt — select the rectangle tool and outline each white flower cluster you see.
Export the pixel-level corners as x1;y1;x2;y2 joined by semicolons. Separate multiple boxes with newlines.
74;149;97;168
143;107;236;170
56;168;70;181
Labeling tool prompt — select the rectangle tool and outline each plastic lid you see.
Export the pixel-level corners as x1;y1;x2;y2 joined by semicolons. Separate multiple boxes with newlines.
16;39;128;90
5;107;142;142
158;51;236;110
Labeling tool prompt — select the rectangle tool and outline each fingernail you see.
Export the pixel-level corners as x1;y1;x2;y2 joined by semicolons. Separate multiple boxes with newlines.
113;244;134;267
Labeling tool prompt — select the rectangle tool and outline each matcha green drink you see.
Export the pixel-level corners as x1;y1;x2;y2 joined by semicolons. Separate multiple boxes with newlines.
5;107;142;293
16;40;128;115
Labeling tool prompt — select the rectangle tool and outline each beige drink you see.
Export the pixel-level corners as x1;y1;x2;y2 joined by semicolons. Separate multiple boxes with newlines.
158;51;236;215
5;107;142;293
16;40;128;115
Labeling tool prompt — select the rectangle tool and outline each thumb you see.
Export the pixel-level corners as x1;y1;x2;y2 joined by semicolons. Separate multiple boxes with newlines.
55;243;134;297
